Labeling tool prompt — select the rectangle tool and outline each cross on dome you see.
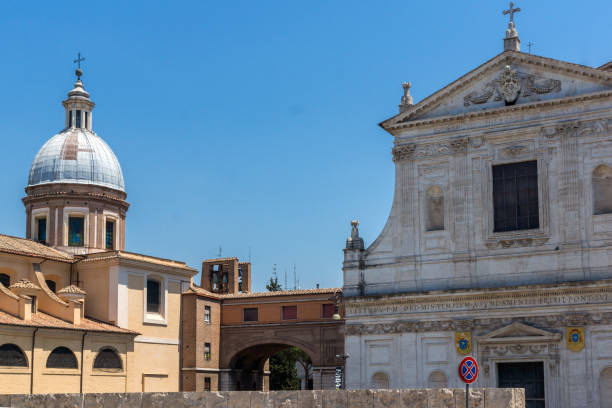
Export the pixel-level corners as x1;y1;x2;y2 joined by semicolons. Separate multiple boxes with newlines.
73;52;85;79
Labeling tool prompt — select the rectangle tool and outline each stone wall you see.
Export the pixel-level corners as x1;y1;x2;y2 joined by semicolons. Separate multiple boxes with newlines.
0;388;524;407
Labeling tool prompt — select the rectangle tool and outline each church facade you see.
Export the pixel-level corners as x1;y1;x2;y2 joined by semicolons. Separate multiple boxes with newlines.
0;68;196;393
342;10;612;408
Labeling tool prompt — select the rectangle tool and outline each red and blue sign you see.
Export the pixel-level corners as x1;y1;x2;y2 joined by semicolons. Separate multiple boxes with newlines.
458;356;478;384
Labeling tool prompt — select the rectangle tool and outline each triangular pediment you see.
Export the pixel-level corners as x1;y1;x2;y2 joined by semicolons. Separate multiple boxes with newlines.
478;322;561;344
381;51;612;131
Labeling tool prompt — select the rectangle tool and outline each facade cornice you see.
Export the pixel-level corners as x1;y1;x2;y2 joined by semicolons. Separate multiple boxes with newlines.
381;51;612;132
385;90;612;134
77;253;197;277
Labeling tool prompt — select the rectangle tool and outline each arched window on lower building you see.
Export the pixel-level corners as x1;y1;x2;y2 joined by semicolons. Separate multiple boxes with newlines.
600;367;612;408
428;370;448;388
46;346;77;369
426;186;445;231
93;347;122;371
45;280;57;293
0;344;27;367
593;165;612;215
0;273;10;288
371;371;390;389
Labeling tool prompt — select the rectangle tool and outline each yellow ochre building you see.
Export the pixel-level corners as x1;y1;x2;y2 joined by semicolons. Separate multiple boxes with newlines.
0;68;196;393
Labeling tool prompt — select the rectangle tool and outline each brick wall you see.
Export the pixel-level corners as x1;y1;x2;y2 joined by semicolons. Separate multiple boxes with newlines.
0;388;525;407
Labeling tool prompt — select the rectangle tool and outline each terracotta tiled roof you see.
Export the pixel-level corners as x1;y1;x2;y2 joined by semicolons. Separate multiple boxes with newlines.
0;309;138;334
57;285;87;295
9;279;40;290
187;285;341;299
79;251;197;274
0;234;74;262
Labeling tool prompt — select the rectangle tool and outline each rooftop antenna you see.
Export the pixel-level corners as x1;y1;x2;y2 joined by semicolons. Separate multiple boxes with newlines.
293;264;297;290
284;267;288;291
272;264;278;279
218;245;222;258
527;41;534;54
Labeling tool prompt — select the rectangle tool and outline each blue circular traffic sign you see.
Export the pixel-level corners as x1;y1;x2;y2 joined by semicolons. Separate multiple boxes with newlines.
458;356;478;384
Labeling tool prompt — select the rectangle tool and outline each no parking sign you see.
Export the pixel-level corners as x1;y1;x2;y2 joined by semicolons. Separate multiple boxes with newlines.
458;356;478;408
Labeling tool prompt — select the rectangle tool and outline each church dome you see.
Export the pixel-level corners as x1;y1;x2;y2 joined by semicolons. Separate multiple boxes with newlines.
27;128;125;192
27;69;125;192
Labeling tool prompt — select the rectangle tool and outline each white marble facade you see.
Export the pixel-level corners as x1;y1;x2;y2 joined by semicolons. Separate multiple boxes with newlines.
342;47;612;407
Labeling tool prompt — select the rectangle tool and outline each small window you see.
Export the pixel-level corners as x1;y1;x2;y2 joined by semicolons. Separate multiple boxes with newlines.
204;343;211;360
322;304;335;318
68;216;84;247
593;165;612;215
68;111;73;128
105;220;115;250
30;295;37;313
93;348;122;370
147;279;161;314
0;273;10;288
243;308;258;322
204;306;211;323
493;161;539;232
37;217;47;243
84;111;89;129
0;344;27;367
282;305;297;320
45;280;57;293
75;110;82;128
371;372;390;389
204;377;211;391
46;346;77;369
426;186;444;231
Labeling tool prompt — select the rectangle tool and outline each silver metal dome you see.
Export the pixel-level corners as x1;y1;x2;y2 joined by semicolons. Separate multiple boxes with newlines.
27;128;125;192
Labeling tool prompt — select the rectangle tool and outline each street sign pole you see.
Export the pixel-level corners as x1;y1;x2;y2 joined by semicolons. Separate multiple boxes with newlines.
458;356;479;408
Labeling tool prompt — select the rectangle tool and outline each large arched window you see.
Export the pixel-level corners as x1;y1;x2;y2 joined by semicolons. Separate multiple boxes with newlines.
0;344;27;367
93;347;122;371
46;346;77;369
600;367;612;408
593;165;612;215
0;273;10;288
426;186;445;231
371;371;390;389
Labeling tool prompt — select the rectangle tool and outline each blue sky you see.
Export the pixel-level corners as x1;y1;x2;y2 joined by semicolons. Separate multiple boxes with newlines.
0;1;610;291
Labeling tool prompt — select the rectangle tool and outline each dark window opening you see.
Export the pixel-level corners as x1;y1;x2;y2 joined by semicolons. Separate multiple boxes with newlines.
204;343;211;360
243;308;258;322
45;280;56;293
204;377;211;391
84;111;89;129
322;304;335;318
498;362;544;408
0;273;10;288
493;161;539;232
204;306;211;323
238;266;243;292
93;348;122;370
46;346;78;369
282;305;297;320
0;344;27;367
75;110;82;128
37;218;47;244
68;111;73;128
105;220;115;250
30;295;37;313
147;279;161;313
68;216;84;247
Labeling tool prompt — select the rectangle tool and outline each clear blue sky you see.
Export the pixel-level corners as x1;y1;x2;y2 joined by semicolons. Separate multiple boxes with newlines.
0;1;610;291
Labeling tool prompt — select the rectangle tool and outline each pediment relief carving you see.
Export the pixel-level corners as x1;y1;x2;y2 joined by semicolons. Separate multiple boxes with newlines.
478;322;561;345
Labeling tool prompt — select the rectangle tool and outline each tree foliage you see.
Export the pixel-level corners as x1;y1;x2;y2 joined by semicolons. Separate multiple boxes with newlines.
269;347;312;390
266;276;282;292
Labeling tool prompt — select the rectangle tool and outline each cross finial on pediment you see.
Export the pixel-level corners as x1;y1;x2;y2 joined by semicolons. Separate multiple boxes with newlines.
503;2;521;23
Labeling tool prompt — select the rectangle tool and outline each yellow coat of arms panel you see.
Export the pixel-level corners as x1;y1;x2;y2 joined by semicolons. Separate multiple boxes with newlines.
567;327;585;352
455;331;471;355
